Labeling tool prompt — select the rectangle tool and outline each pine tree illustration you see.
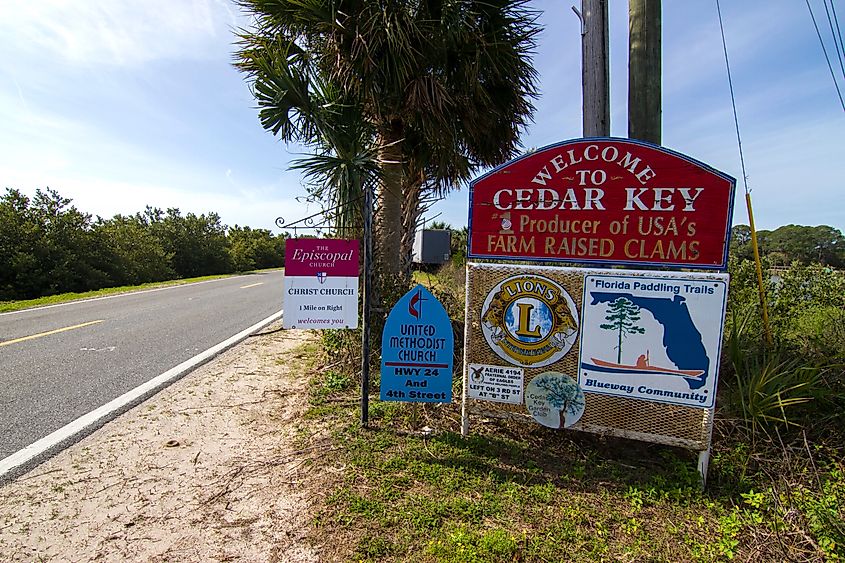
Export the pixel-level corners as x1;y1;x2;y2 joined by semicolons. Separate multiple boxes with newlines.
599;297;645;363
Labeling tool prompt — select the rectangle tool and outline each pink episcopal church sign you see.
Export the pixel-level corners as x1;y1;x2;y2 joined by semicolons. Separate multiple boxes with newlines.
283;239;359;329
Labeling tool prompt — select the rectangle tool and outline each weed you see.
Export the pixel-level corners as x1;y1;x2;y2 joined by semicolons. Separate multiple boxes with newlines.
716;508;742;560
354;535;395;560
425;526;519;563
725;309;824;432
308;370;353;406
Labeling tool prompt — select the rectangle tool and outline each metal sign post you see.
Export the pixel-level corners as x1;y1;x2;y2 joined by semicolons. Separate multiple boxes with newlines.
361;184;373;427
274;188;374;428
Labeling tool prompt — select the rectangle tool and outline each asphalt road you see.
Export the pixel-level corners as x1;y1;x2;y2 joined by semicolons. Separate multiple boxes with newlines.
0;271;284;462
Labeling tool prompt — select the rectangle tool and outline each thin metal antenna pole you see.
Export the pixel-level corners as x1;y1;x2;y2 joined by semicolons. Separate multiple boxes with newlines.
716;0;772;345
360;182;373;427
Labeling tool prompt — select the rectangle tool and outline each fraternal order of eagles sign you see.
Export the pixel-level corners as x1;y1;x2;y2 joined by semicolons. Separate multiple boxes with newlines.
468;138;736;269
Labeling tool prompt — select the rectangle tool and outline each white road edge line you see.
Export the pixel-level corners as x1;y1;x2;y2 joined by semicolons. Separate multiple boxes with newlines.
0;271;283;317
0;309;283;479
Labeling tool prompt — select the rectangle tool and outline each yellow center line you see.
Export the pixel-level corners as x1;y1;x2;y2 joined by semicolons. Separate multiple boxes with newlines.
240;282;264;289
0;320;105;348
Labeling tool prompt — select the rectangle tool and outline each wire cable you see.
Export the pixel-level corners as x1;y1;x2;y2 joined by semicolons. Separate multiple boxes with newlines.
831;0;845;68
822;0;845;82
715;0;750;194
806;0;845;111
716;0;773;345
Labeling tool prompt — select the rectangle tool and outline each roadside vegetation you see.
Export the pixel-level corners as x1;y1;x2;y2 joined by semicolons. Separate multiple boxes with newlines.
0;187;287;302
300;226;844;562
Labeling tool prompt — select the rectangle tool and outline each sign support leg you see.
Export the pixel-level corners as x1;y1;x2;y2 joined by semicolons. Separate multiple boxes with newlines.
361;184;373;428
460;265;471;437
697;448;711;489
461;393;469;437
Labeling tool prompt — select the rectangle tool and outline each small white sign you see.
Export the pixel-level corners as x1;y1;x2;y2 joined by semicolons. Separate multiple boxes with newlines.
525;371;585;428
283;275;358;329
467;364;524;404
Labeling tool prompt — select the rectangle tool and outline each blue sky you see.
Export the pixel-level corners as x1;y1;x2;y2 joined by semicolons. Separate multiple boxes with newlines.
1;0;842;234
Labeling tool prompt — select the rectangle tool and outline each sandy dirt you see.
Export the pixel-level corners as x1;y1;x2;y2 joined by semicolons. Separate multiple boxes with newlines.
0;325;328;562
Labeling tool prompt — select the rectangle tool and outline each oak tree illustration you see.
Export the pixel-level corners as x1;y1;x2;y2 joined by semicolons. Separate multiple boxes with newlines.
533;375;584;420
599;297;645;363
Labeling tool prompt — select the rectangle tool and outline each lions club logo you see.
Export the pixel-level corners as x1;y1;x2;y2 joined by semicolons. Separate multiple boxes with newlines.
481;275;579;367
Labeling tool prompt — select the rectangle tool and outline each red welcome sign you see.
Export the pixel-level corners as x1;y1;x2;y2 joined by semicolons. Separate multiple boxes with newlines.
468;139;735;269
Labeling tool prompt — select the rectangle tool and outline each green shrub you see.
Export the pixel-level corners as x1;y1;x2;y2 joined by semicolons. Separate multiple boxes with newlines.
724;310;825;432
785;305;845;362
770;263;845;331
723;260;845;433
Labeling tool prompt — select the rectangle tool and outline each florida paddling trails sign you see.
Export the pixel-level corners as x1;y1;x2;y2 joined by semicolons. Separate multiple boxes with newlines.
578;272;729;409
380;285;454;403
468;138;736;269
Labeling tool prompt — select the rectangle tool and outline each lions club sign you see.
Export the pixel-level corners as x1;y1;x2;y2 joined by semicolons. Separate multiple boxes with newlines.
481;274;579;367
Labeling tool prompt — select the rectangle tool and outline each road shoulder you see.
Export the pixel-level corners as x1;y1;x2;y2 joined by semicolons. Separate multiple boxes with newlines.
0;323;323;562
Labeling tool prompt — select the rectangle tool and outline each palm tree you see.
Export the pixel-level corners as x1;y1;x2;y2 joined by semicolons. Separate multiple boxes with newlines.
234;29;380;237
234;0;539;284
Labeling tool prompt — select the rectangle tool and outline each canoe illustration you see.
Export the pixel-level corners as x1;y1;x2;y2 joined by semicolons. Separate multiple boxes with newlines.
587;357;704;379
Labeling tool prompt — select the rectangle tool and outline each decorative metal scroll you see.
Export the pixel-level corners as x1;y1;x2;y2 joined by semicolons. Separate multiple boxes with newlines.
275;188;448;236
275;194;366;235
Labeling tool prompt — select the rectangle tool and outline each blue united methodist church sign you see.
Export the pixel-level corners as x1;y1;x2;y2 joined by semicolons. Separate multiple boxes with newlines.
380;285;454;403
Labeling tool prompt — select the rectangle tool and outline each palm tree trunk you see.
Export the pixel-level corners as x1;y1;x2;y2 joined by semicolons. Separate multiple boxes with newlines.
399;174;423;286
376;128;404;281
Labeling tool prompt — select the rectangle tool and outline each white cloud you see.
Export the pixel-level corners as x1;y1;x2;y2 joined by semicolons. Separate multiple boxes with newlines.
0;0;242;67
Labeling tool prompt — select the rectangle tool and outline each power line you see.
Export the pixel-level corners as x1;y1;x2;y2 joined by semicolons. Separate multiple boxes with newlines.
715;0;773;346
822;0;845;82
831;0;845;67
806;0;845;111
714;0;750;194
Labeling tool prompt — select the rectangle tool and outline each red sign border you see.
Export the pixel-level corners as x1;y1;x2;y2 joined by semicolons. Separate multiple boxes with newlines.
466;137;736;271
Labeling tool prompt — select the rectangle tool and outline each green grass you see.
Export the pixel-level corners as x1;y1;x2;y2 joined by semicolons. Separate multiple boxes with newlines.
303;367;844;562
0;269;281;313
316;421;732;562
412;270;437;286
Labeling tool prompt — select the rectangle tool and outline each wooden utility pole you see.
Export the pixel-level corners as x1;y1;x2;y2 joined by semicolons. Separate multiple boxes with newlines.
628;0;662;144
579;0;610;136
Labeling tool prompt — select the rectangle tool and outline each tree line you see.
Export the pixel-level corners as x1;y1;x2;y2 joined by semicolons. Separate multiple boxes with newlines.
0;188;286;301
730;224;845;268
